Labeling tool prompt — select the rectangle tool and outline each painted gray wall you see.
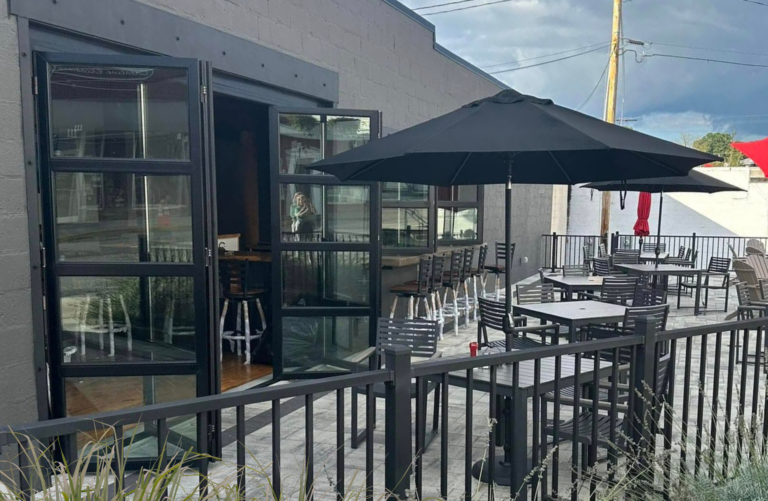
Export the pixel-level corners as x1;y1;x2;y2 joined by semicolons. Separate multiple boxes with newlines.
0;3;38;426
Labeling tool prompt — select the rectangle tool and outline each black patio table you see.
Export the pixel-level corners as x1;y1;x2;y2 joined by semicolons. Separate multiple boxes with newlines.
447;353;613;489
541;274;607;301
512;300;628;342
613;263;704;314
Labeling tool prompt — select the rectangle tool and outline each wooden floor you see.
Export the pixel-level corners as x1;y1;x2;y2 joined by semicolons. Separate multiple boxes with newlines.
221;352;272;392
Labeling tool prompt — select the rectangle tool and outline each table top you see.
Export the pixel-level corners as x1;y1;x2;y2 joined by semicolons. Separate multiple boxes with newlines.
448;354;613;397
542;275;606;288
640;252;669;260
615;263;704;276
512;300;627;324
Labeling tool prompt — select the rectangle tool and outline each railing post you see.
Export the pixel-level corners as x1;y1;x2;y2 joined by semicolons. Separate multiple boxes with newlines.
691;232;697;265
384;345;412;500
630;316;658;483
551;232;558;272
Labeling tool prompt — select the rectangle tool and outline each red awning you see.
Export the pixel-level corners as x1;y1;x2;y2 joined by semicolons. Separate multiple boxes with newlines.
733;138;768;176
633;192;651;236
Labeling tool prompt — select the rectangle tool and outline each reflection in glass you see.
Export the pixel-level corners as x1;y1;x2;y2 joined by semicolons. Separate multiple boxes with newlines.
325;116;371;158
59;276;196;364
49;65;190;160
54;172;193;262
278;114;322;174
381;183;429;202
437;185;478;202
382;208;429;248
438;207;478;242
283;316;369;372
279;184;370;242
282;251;370;307
65;375;196;456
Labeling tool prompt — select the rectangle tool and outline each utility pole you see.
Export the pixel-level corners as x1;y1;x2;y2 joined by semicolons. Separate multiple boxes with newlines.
600;0;622;238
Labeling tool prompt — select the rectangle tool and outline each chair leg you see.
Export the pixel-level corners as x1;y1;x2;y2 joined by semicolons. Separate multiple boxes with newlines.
389;296;398;318
81;295;91;357
407;296;414;319
244;301;252;365
255;298;267;333
119;295;132;352
724;277;730;312
432;383;440;433
234;302;242;356
472;276;479;322
107;296;115;357
422;296;431;320
463;280;470;326
219;299;230;362
452;288;459;336
98;298;104;351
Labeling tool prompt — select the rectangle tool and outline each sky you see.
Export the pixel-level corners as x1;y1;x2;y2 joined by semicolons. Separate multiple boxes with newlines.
399;0;768;143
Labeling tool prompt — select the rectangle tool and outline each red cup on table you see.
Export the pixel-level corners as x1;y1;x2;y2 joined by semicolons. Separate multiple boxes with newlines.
469;341;478;357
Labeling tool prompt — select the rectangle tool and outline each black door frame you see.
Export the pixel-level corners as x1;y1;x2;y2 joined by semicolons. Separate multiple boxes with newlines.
268;107;381;379
35;52;212;465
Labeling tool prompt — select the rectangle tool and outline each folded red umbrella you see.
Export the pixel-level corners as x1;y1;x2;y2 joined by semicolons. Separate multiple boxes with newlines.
633;191;651;236
733;138;768;176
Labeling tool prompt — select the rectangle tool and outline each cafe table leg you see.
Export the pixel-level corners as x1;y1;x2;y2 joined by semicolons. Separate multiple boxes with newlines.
694;271;703;315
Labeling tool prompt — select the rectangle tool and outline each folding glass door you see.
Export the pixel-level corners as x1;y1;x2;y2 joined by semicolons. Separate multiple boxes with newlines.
269;108;380;377
36;53;214;464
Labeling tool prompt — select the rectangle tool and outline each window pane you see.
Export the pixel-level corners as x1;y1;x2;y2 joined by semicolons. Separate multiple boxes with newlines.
278;114;322;174
325;116;371;158
283;316;369;372
438;207;478;242
59;276;196;364
437;185;478;202
54;172;193;262
49;65;190;160
279;184;370;242
282;251;370;307
381;183;428;202
65;375;196;457
382;208;429;248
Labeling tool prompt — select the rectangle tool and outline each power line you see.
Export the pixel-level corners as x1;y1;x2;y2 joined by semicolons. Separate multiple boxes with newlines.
481;41;610;69
642;40;768;58
742;0;768;7
577;54;611;111
412;0;480;11
644;52;768;68
422;0;513;16
489;44;609;74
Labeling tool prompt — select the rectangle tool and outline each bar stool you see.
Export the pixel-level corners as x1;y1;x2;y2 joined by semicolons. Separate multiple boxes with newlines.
457;246;476;326
484;242;515;300
442;250;466;336
470;244;489;321
388;257;432;319
219;260;267;365
429;254;446;336
76;293;132;358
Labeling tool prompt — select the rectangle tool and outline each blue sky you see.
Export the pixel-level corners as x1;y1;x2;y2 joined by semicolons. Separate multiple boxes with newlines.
400;0;768;143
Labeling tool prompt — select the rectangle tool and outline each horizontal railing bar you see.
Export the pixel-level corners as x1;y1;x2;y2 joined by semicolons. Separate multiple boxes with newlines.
656;317;768;341
0;370;392;444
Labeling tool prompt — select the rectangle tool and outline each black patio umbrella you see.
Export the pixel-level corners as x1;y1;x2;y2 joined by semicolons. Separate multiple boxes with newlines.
310;89;719;316
583;169;744;264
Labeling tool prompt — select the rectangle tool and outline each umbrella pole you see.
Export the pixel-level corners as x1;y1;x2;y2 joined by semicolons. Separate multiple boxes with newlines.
655;192;663;270
505;172;513;323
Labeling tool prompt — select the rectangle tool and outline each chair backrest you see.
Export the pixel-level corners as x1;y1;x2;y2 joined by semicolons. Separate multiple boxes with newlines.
478;297;507;333
677;246;686;259
593;257;612;276
562;264;589;277
684;248;692;260
733;280;757;306
707;257;731;274
516;282;556;305
632;286;667;307
494;242;515;265
734;260;760;288
746;239;766;256
760;280;768;302
377;318;439;361
219;259;252;296
653;353;673;397
745;254;768;280
444;250;464;285
597;243;607;257
612;252;640;266
601;276;638;305
642;241;667;253
414;257;432;295
430;254;446;291
461;246;475;281
582;244;592;260
476;244;489;272
623;303;669;332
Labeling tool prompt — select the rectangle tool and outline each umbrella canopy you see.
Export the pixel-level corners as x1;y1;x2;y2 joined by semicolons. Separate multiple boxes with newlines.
582;168;744;194
733;138;768;177
310;89;720;185
633;192;652;237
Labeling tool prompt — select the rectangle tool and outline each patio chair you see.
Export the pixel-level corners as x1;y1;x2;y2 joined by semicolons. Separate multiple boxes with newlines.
484;242;514;301
477;297;558;348
666;247;693;266
577;276;638;305
350;317;442;449
593;257;612;276
563;264;590;277
456;246;477;324
632;286;667;307
745;254;768;280
582;244;594;272
516;282;557;305
729;281;768;365
470;244;489;320
612;252;640;268
746;239;766;257
728;244;740;261
642;241;667;253
597;243;607;258
442;250;466;336
680;257;731;312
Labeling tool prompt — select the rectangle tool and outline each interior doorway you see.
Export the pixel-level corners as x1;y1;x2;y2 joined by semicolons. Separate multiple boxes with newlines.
212;93;274;391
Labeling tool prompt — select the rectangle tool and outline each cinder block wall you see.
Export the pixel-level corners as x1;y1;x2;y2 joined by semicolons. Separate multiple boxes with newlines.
0;3;38;426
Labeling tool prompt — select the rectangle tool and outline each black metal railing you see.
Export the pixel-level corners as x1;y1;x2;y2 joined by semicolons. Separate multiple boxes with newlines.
542;232;768;270
3;315;768;500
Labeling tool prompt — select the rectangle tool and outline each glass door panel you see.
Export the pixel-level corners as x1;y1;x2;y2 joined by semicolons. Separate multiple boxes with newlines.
37;53;211;465
271;109;380;377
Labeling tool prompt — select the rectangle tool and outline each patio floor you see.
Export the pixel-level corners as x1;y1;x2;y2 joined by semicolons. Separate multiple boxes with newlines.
153;282;760;500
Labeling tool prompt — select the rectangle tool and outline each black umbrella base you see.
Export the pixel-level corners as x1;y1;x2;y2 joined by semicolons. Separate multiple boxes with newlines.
471;455;532;486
